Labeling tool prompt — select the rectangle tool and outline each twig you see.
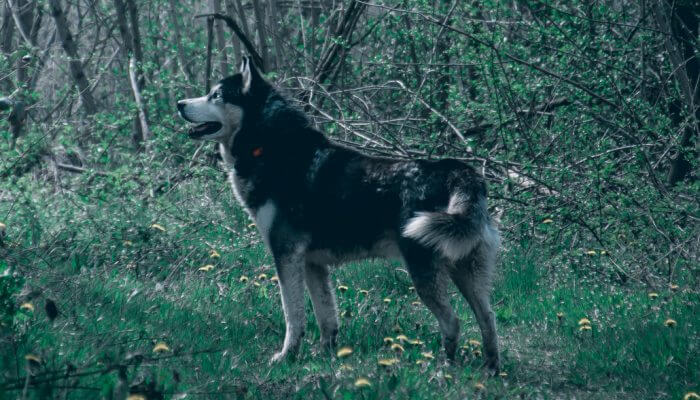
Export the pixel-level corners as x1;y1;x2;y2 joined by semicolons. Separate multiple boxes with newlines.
195;13;265;72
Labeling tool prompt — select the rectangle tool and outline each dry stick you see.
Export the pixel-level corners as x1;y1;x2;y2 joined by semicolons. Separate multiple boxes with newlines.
195;13;264;72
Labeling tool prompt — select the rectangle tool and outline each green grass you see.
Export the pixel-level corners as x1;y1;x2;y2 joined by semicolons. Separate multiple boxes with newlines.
0;166;697;400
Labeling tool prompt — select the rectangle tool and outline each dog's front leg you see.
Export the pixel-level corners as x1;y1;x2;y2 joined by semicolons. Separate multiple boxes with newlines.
270;246;307;364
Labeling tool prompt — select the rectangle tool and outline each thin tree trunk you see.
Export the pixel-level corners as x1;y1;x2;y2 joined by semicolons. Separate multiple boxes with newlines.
114;0;149;144
205;16;214;92
267;0;282;70
252;0;269;70
224;0;241;65
654;0;699;186
1;2;15;92
167;0;195;95
47;0;97;115
210;0;229;76
129;57;150;142
125;0;144;83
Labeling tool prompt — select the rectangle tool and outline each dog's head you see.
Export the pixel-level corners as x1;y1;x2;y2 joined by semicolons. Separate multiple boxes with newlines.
176;57;265;141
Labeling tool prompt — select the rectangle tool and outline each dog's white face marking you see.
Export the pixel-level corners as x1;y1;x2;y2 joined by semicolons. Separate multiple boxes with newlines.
255;200;277;240
178;84;243;141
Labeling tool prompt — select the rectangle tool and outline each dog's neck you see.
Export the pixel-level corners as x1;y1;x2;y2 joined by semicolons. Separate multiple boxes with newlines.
218;133;236;167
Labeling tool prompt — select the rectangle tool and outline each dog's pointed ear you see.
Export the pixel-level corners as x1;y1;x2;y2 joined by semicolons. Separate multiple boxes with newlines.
240;56;262;94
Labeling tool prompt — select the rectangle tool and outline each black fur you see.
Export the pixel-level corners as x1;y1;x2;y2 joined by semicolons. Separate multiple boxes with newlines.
177;57;501;372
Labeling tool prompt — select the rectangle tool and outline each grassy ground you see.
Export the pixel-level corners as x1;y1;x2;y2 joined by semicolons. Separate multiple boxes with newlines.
0;157;697;399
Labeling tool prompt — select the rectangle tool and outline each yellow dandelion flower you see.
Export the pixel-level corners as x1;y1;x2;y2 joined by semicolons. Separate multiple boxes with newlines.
499;372;508;377
337;285;348;292
411;301;421;306
648;292;659;299
390;343;404;352
24;354;41;363
258;273;268;281
409;339;424;345
247;223;256;229
472;349;482;357
415;359;427;365
152;342;170;353
359;289;369;295
670;284;679;291
600;250;608;255
383;297;391;304
20;303;34;312
339;364;353;372
444;374;453;380
209;249;221;258
383;337;394;345
270;275;279;283
408;286;415;291
556;312;564;320
150;224;166;232
585;250;597;256
239;275;249;283
198;264;215;272
542;218;553;224
127;395;147;400
0;222;5;231
578;318;591;326
354;378;371;388
123;240;133;246
664;319;677;327
378;358;399;366
253;281;261;287
336;347;353;358
395;334;409;342
474;382;485;390
468;339;481;347
421;352;434;360
684;392;700;400
579;325;592;331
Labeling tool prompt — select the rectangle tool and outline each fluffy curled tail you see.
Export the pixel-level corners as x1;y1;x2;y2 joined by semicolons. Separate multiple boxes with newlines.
402;193;497;261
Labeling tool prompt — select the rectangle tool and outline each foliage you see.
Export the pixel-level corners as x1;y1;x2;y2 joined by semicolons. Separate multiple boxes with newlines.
0;0;698;398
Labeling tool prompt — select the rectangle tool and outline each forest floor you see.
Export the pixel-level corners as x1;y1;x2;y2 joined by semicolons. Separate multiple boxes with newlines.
0;165;697;400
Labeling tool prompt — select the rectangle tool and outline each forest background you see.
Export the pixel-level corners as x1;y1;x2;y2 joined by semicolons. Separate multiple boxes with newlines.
0;0;697;398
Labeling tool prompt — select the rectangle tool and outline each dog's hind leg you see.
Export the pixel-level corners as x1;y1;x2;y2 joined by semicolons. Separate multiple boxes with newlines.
270;243;307;364
401;241;460;360
304;262;339;351
449;237;500;374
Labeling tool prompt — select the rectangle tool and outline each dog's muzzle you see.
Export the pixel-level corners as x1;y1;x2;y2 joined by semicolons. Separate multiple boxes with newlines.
177;101;223;139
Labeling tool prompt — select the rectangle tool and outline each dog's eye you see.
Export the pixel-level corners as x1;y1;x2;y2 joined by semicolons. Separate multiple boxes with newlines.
211;91;220;100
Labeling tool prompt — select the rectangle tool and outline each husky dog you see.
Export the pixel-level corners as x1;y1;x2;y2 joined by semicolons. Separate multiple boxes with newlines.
177;57;501;373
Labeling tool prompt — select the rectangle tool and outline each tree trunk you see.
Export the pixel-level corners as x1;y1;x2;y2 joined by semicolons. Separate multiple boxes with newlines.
125;0;144;83
47;0;97;115
252;0;269;71
167;0;195;95
224;0;242;65
210;0;229;76
1;2;15;92
129;57;150;142
655;0;699;186
114;0;149;144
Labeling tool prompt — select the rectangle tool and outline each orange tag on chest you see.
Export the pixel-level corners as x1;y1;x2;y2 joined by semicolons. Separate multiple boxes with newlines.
252;147;263;157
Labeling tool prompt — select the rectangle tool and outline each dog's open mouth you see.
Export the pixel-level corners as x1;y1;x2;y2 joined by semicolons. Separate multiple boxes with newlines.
188;121;222;138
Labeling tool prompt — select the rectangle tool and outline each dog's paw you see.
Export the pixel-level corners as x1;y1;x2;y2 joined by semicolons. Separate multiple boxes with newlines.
483;358;500;377
269;351;288;365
